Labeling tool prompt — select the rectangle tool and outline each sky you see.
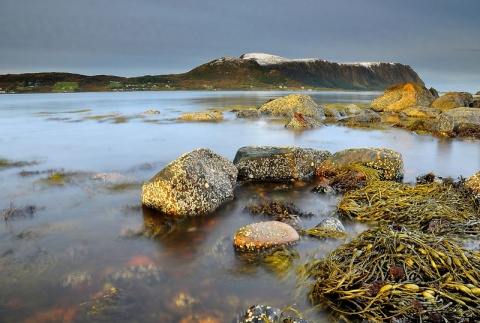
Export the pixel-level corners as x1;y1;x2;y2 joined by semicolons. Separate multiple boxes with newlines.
1;0;479;92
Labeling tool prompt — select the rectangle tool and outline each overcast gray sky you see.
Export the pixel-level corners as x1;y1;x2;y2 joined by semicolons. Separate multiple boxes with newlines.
1;0;479;92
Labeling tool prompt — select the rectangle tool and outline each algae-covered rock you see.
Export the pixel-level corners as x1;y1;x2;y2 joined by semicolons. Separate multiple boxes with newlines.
233;221;299;251
318;147;404;181
141;148;237;216
285;113;323;129
233;146;331;181
370;82;435;112
400;106;442;118
177;111;223;121
431;92;474;111
259;94;325;119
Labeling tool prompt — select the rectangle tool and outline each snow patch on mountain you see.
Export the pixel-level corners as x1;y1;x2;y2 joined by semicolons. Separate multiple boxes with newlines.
240;53;324;65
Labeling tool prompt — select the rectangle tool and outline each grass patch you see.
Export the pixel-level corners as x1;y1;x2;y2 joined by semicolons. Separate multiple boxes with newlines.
52;82;78;93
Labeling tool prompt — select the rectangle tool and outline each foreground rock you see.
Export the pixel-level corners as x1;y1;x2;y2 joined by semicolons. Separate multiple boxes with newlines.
141;148;237;216
370;82;435;112
233;221;299;251
233;146;331;181
318;147;404;181
431;92;474;111
436;107;480;133
466;171;480;200
177;111;223;121
258;94;325;119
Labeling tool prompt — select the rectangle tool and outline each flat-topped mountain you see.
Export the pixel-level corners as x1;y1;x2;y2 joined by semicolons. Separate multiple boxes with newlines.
0;53;424;93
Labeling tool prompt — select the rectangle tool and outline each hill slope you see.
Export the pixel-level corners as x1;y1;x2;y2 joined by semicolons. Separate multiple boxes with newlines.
0;53;424;93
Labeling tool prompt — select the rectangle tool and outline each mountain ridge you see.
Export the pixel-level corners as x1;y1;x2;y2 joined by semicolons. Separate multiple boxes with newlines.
0;53;424;93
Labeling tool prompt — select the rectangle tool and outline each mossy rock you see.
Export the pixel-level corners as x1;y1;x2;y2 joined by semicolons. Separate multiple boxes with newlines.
258;94;325;119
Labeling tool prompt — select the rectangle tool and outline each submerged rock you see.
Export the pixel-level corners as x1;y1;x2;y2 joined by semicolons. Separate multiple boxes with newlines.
258;94;325;119
318;147;404;181
141;148;238;216
370;82;435;112
177;111;223;121
233;221;299;251
233;146;331;182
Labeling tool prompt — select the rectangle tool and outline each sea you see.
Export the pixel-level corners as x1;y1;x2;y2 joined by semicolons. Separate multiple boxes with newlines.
0;91;479;322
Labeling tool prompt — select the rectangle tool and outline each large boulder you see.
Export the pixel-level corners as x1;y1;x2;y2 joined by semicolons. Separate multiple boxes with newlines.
233;146;331;181
431;92;474;111
436;107;480;133
318;147;404;181
233;221;300;251
258;94;325;119
370;82;435;112
141;148;238;216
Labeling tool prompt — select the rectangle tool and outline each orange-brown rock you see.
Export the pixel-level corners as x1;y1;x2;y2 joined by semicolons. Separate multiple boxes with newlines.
233;221;299;251
370;82;435;112
430;92;474;111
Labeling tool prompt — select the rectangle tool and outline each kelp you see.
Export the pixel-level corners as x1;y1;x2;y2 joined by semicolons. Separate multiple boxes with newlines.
302;225;480;322
338;181;480;234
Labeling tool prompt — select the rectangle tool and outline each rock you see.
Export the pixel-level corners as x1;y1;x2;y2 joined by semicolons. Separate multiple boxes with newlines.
454;123;480;139
240;305;281;323
429;87;440;99
236;108;261;118
431;92;474;111
177;111;223;121
258;94;325;119
342;104;364;115
141;148;238;216
324;107;342;119
285;112;323;129
465;172;480;200
316;217;346;235
370;82;435;112
109;264;164;284
144;110;160;114
471;99;480;108
233;221;300;251
318;147;404;181
400;106;442;118
338;111;381;125
405;119;437;133
233;146;331;182
436;107;480;133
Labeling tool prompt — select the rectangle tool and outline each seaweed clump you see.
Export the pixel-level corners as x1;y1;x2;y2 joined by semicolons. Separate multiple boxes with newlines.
302;225;480;322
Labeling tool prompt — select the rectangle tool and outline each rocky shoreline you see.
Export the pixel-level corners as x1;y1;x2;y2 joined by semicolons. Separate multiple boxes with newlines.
140;84;480;321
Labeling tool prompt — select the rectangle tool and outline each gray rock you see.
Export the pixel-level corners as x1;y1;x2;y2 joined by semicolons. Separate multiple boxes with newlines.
316;217;346;234
339;111;381;124
142;148;237;216
258;94;325;119
241;305;281;323
342;104;364;115
436;107;480;132
233;146;331;181
324;107;342;119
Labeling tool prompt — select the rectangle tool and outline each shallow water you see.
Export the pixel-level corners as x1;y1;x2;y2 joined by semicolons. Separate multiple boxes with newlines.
0;91;479;322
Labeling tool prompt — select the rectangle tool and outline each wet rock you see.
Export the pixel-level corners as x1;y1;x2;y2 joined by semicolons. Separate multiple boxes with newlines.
472;99;480;108
316;217;346;234
342;104;364;115
431;92;474;111
466;172;480;200
285;112;323;129
143;109;160;114
436;107;480;133
429;87;440;99
454;122;480;139
177;111;223;121
324;107;342;119
338;111;381;125
233;221;300;251
371;82;435;112
142;148;238;216
400;106;442;118
233;146;331;182
244;200;312;230
318;147;404;181
236;108;261;118
258;94;325;119
240;304;281;323
404;119;438;133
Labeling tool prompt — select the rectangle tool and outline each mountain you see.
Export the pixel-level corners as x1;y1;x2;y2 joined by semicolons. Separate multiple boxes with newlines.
0;53;424;93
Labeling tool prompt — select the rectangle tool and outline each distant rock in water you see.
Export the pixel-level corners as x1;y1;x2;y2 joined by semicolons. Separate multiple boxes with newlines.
259;94;324;118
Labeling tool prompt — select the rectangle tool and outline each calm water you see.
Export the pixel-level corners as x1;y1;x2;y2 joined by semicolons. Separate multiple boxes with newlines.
0;91;479;322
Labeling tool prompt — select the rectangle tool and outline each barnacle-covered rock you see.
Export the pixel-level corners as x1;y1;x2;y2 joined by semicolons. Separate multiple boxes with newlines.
240;304;281;323
234;146;331;182
233;221;299;251
258;94;325;119
466;171;480;200
142;148;238;216
318;147;404;181
371;82;435;112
